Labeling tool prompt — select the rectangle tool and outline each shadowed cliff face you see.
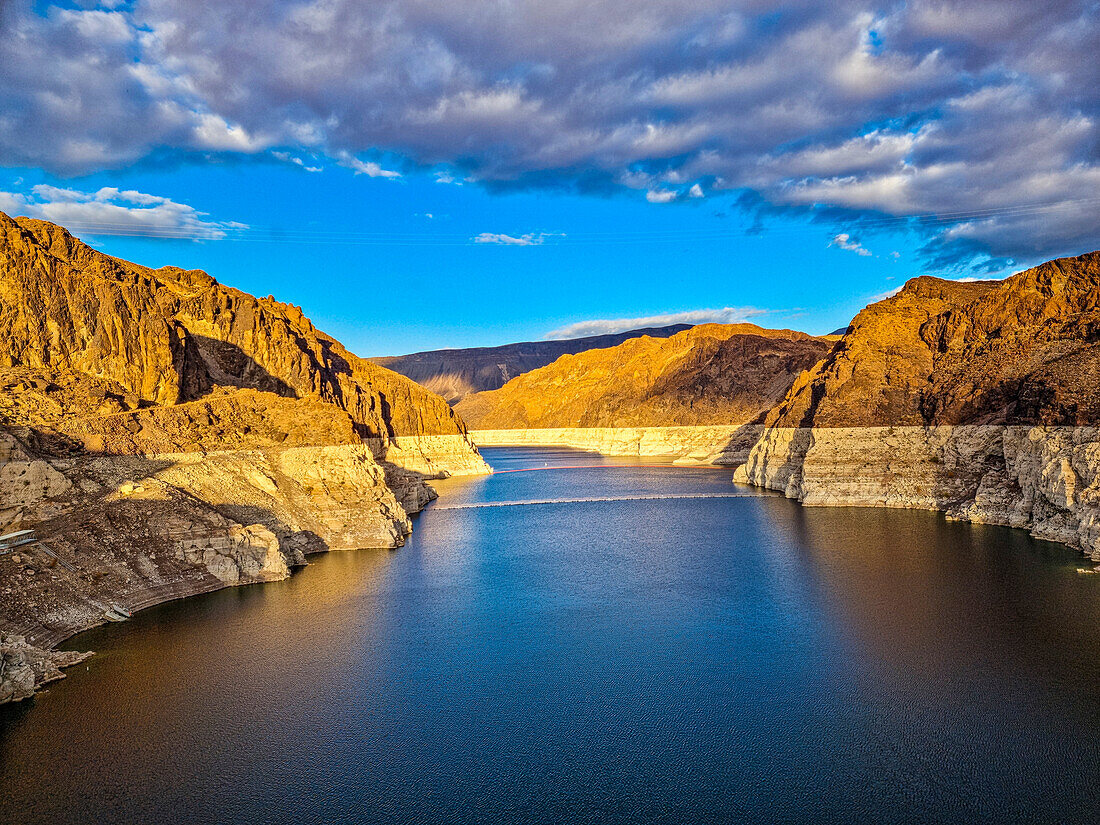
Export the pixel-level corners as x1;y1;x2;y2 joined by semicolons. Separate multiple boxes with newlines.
0;211;466;439
764;251;1100;428
455;324;835;428
372;324;693;404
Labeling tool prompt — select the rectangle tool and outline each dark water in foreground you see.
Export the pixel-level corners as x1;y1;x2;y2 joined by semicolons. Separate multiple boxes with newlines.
3;446;1100;824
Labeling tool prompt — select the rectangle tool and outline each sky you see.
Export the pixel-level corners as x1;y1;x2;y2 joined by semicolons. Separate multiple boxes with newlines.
1;0;1098;356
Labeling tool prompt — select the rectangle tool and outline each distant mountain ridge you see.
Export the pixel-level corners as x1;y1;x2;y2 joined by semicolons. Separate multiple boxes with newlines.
455;323;834;428
372;324;692;403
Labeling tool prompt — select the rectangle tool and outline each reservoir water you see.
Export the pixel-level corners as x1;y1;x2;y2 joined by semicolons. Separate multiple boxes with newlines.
3;446;1100;824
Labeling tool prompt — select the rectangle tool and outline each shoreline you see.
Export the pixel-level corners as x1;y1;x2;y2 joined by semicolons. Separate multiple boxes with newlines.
468;425;763;465
1;437;492;703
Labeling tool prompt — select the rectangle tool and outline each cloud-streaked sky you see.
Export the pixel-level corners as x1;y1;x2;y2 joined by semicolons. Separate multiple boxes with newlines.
1;0;1097;354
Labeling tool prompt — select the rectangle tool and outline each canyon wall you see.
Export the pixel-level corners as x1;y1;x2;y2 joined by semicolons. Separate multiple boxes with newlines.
0;212;490;703
732;251;1100;560
735;425;1100;561
0;212;468;440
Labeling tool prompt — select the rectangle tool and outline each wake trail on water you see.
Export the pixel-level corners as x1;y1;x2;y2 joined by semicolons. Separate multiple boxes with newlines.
430;494;756;511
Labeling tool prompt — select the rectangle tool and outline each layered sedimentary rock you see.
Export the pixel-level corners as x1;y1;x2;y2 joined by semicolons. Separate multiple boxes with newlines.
736;425;1100;560
737;252;1100;559
373;324;691;403
470;425;764;465
0;212;489;702
456;324;834;429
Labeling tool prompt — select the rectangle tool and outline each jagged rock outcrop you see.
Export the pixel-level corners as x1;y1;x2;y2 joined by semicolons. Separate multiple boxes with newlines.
456;324;835;429
373;324;692;403
737;251;1100;560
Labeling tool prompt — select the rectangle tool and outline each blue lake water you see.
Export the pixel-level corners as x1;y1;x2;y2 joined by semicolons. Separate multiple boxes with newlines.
2;446;1100;824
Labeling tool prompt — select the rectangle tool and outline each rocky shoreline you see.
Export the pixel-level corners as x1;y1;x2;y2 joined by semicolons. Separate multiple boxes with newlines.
0;436;491;704
469;425;764;465
735;425;1100;562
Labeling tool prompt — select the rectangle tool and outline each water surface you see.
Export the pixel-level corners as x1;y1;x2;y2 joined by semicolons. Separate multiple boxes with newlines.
3;446;1100;824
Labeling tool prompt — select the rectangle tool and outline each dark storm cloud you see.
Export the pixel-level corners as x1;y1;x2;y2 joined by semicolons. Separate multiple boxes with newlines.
1;0;1098;270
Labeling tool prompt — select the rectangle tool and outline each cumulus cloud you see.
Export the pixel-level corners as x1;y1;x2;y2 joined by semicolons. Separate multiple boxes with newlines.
1;0;1098;269
545;307;769;339
0;186;246;240
473;232;561;246
830;233;873;256
646;189;679;204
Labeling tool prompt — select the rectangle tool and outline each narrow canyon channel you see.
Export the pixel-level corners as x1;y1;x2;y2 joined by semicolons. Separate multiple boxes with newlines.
3;446;1100;824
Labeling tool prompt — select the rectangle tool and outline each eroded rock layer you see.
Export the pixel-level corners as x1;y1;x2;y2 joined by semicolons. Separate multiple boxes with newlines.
470;425;764;465
735;426;1100;560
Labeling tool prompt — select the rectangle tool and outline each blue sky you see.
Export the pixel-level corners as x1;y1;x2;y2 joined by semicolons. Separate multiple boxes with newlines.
1;161;916;355
1;1;1097;356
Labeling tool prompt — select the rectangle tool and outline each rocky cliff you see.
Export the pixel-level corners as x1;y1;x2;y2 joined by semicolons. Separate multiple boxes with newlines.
0;211;489;703
455;324;835;429
760;252;1100;430
737;252;1100;561
372;324;692;403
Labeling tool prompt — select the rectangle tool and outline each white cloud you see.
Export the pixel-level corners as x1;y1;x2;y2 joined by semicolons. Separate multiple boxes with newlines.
867;284;905;302
829;232;873;256
336;152;402;179
645;189;678;204
473;231;561;245
545;306;769;339
0;185;246;240
191;112;269;152
272;151;323;172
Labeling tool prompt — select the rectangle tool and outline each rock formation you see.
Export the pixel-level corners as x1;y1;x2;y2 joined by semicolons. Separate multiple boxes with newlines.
455;324;835;429
0;212;468;439
372;324;692;403
737;251;1100;561
0;211;489;703
1;634;91;704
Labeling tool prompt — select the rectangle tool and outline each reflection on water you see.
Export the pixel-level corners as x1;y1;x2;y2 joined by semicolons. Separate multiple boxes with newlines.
2;446;1100;824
